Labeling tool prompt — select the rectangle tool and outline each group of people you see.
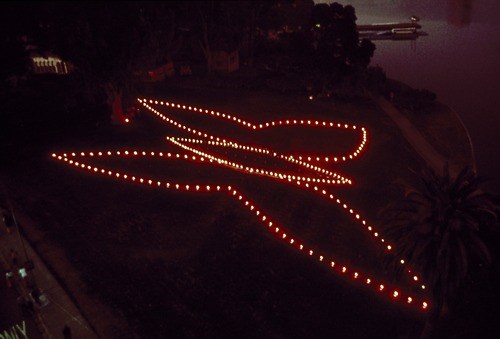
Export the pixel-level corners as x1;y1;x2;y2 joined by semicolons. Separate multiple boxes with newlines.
5;248;18;287
2;206;44;317
3;207;17;290
1;205;74;337
3;206;19;287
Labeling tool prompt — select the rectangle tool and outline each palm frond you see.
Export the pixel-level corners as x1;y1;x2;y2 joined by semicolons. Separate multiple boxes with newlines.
380;165;499;308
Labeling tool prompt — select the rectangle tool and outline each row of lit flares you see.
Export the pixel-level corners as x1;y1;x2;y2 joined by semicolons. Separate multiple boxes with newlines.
138;99;367;163
51;97;430;311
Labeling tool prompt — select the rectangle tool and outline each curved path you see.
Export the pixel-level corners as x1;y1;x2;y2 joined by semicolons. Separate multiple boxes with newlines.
372;94;464;177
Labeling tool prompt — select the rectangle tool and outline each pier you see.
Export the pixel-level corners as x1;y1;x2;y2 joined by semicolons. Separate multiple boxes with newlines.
357;22;427;41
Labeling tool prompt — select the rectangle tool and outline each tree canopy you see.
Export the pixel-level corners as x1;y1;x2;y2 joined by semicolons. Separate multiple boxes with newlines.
307;2;375;91
381;165;499;335
3;1;378;121
12;2;182;122
0;3;32;84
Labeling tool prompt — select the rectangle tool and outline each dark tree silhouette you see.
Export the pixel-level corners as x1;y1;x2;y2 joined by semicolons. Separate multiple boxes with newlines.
243;0;299;67
29;2;180;123
381;165;499;338
306;2;375;94
0;3;30;85
356;38;376;68
178;1;281;75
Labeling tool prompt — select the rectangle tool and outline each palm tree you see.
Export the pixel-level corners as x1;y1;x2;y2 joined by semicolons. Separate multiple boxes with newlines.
380;165;499;338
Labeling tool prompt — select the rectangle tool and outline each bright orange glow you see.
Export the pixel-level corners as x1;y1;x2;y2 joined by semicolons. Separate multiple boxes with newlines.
50;97;430;311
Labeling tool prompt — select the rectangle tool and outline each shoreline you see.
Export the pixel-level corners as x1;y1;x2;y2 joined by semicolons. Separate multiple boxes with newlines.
400;99;476;171
383;78;476;175
157;73;477;176
442;101;476;172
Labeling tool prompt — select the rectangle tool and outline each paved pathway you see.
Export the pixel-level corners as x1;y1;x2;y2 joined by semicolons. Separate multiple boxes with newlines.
0;251;42;339
372;94;463;177
0;207;99;339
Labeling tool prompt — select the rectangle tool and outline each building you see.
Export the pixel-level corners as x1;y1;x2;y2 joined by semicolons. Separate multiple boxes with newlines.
212;50;239;73
146;62;175;82
30;52;73;75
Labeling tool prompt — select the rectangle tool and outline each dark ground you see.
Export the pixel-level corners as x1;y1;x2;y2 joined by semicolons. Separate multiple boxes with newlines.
1;74;499;338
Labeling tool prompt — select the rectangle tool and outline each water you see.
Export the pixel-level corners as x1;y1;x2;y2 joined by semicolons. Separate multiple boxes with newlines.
342;0;500;193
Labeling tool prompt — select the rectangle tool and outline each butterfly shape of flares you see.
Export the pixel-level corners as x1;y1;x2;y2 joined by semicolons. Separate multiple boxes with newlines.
51;97;430;311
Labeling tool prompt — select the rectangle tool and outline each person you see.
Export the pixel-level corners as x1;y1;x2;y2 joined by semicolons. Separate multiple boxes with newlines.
25;298;35;317
62;324;72;339
31;287;42;305
18;296;35;317
17;296;25;315
5;271;14;288
2;211;14;234
9;248;18;267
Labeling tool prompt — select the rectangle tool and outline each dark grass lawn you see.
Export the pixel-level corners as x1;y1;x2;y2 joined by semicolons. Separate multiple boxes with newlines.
3;87;431;338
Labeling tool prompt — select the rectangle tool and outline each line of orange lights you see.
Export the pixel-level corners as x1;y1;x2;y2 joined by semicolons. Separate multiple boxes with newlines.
139;98;367;163
50;97;429;311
